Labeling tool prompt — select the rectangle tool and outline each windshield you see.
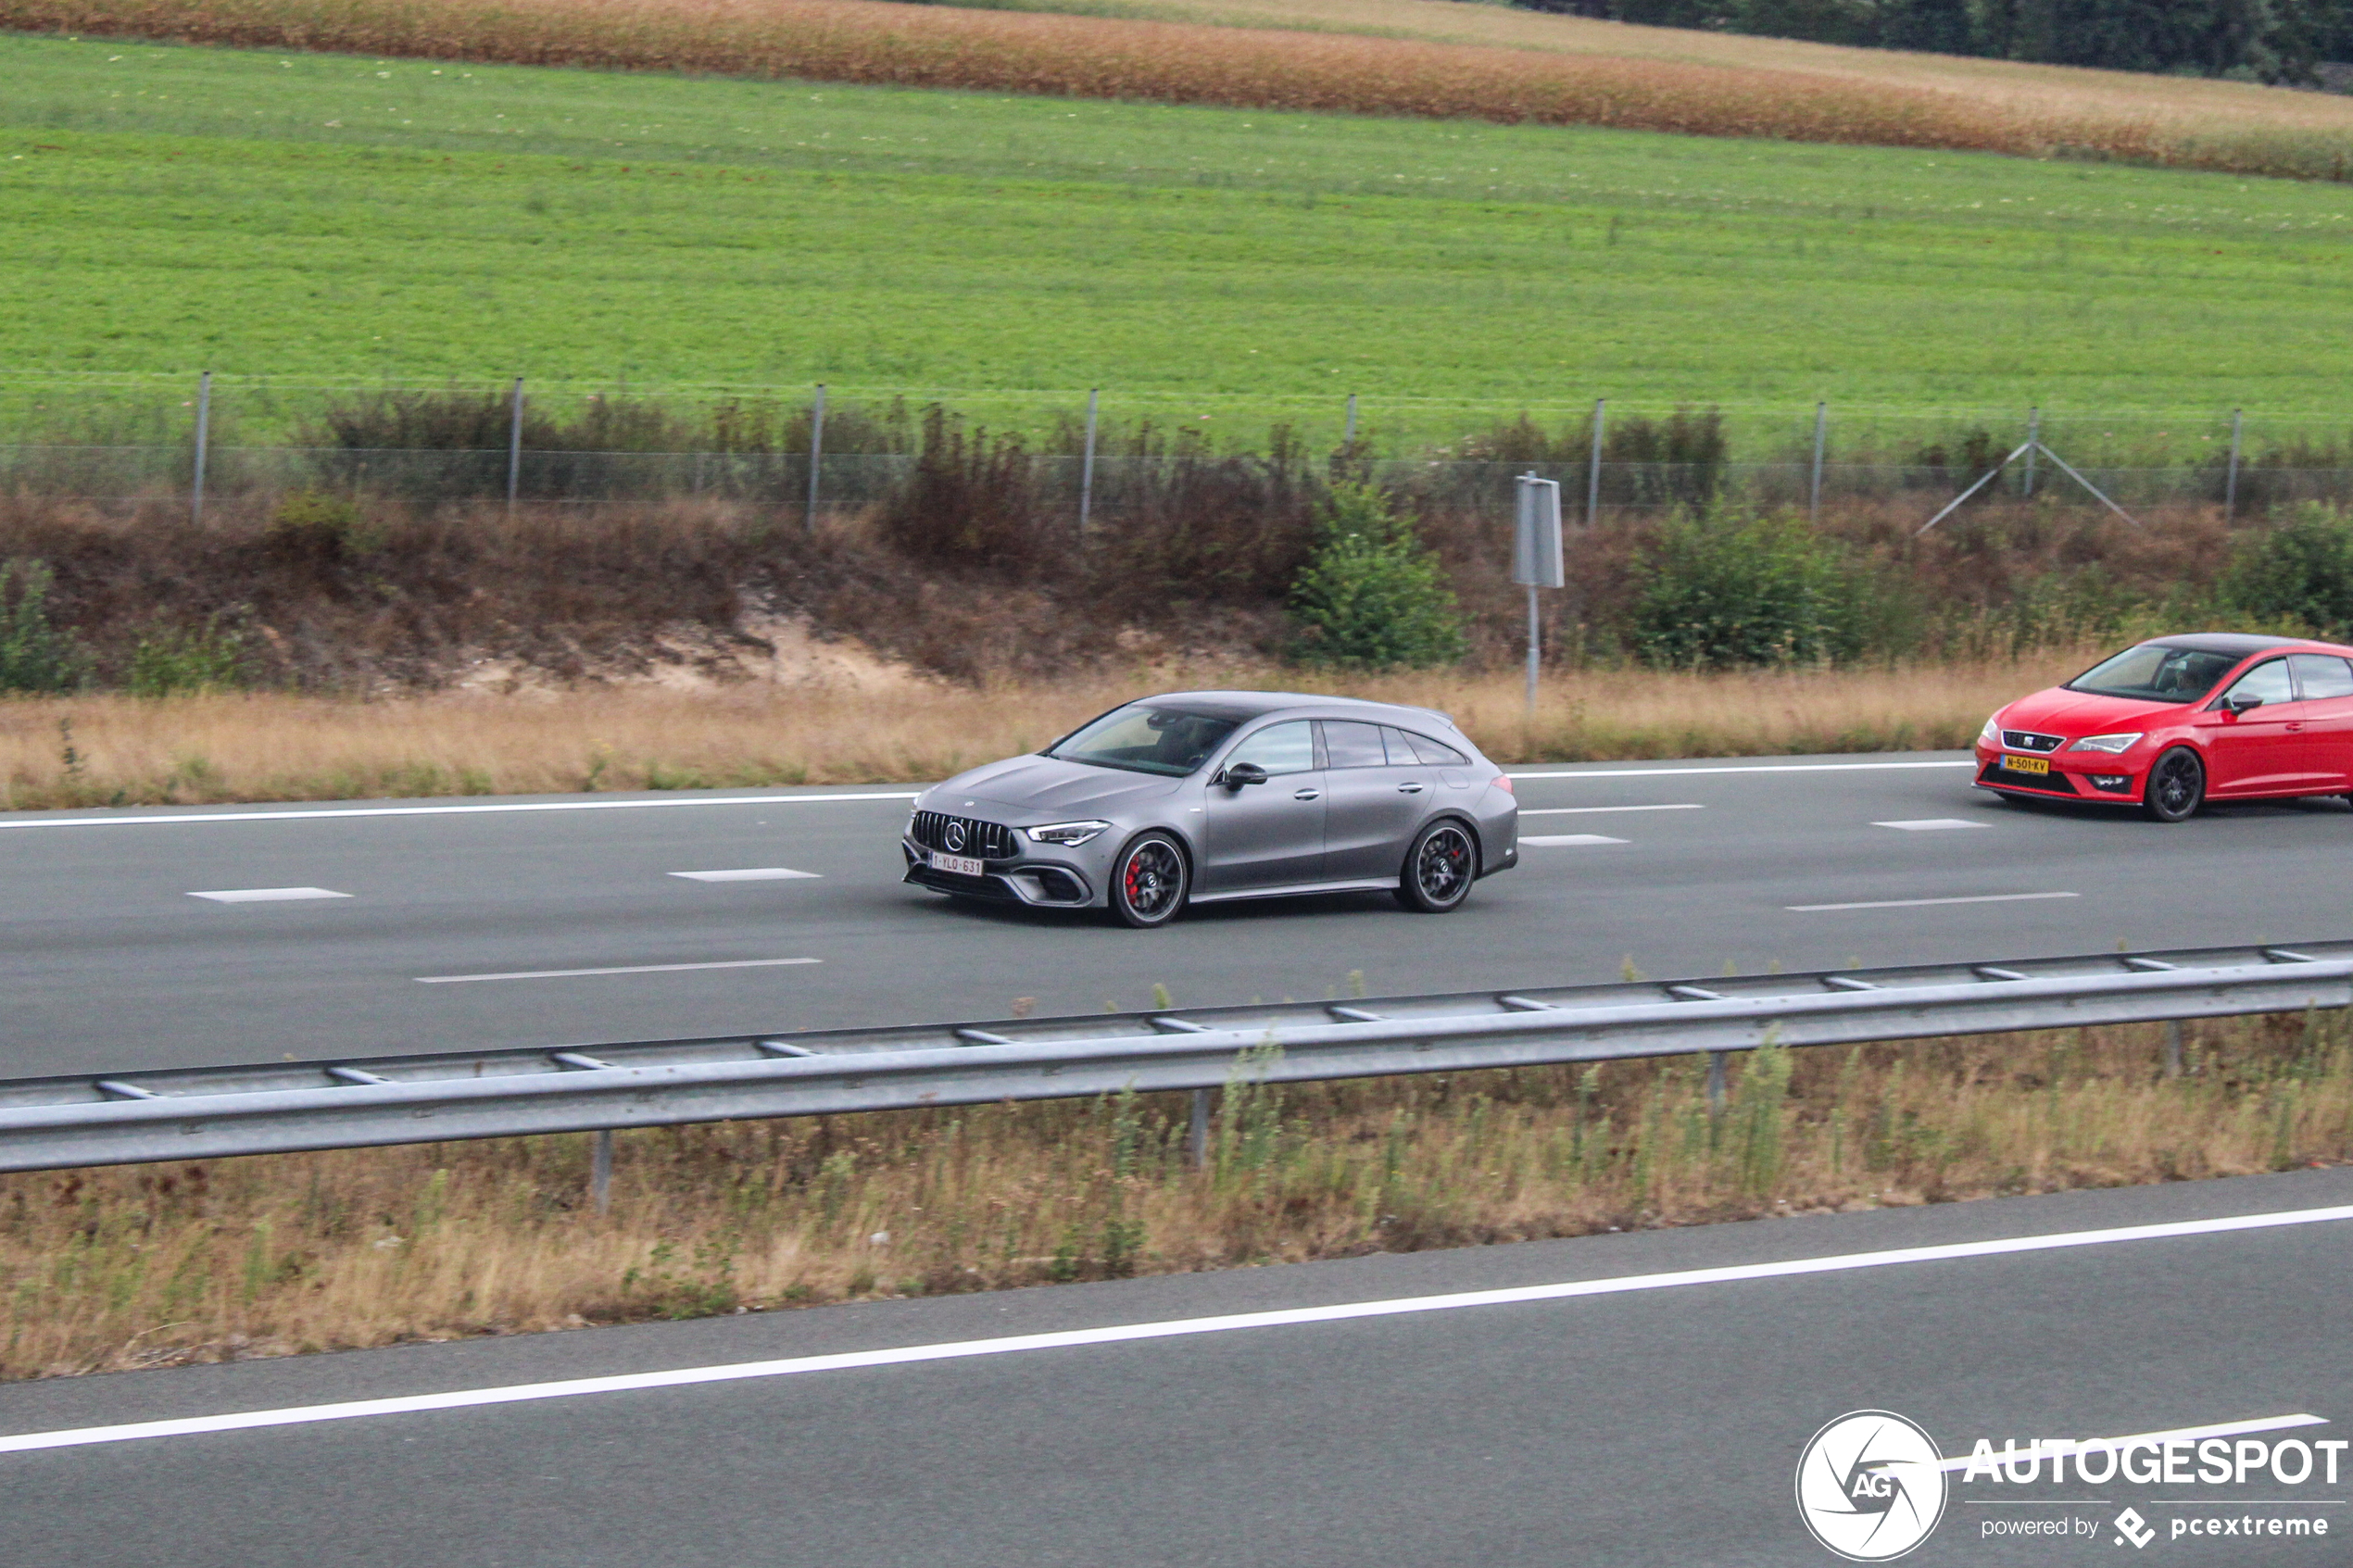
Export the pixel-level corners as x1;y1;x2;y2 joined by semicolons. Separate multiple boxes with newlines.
1048;706;1242;776
2065;644;2245;704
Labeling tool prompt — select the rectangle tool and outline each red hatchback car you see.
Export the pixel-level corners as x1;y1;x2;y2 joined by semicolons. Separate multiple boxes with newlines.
1976;633;2353;822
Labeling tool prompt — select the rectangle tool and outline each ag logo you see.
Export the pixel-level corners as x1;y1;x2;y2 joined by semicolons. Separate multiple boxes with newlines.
1795;1411;1949;1562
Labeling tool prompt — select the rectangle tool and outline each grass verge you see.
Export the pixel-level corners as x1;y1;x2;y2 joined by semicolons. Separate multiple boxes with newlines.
5;1012;2343;1379
0;654;2082;808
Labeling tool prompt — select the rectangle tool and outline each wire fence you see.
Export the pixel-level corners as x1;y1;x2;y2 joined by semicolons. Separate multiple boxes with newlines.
6;373;2353;521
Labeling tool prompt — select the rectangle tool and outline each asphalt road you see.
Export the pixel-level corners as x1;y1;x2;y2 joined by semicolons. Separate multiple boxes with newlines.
5;751;2351;1078
3;1168;2349;1567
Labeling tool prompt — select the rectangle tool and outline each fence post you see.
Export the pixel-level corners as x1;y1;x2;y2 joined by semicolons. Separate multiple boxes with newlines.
1078;387;1098;542
190;370;211;525
2225;408;2243;519
1344;392;1357;449
1189;1086;1211;1170
2022;407;2040;498
505;376;524;512
1584;397;1605;525
804;383;826;535
1808;400;1827;524
591;1127;613;1213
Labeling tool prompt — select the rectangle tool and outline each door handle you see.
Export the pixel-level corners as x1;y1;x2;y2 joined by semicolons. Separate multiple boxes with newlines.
1397;784;1425;794
1293;789;1321;801
2287;722;2306;732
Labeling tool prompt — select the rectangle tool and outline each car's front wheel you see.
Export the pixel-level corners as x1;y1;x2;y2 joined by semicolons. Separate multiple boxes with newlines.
1109;832;1189;928
2143;746;2204;823
1396;820;1477;913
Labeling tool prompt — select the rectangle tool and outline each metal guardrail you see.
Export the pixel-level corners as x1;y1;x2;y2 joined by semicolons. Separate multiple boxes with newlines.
1;942;2347;1173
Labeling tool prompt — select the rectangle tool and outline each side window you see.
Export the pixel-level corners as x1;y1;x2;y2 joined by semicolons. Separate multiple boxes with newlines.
1379;726;1420;766
1321;721;1388;770
1225;721;1315;777
2290;654;2353;700
2221;659;2295;708
1403;731;1469;766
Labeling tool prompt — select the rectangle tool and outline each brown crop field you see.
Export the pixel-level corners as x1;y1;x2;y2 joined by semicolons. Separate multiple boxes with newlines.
10;0;2353;180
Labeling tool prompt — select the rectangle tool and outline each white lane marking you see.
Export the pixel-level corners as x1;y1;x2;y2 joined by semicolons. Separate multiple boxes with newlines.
1788;891;2079;912
1509;761;1974;780
1932;1415;2328;1475
415;958;822;985
1;1200;2345;1457
1521;834;1629;847
0;793;920;831
186;887;352;904
1517;804;1703;816
668;868;823;883
1874;819;1989;832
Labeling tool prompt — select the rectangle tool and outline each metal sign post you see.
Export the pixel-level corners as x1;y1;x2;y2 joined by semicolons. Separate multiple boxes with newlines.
1514;473;1565;714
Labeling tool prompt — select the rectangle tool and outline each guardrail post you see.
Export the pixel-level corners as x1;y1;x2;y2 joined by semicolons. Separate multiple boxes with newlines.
1706;1050;1727;1113
2164;1021;2184;1079
1189;1087;1210;1170
591;1128;613;1212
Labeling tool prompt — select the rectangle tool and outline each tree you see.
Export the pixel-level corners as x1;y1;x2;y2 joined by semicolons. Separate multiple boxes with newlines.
1287;484;1466;670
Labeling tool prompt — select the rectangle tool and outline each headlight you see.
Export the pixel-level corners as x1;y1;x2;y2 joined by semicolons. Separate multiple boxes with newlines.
1979;713;2001;745
2066;733;2144;754
1025;820;1111;846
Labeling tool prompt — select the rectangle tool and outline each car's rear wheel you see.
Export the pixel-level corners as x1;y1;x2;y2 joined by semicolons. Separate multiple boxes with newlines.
1109;832;1189;928
1396;821;1477;913
2143;746;2204;823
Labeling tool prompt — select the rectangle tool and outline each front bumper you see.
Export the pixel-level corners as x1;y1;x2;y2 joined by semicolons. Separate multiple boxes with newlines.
901;838;1097;907
1970;745;2140;801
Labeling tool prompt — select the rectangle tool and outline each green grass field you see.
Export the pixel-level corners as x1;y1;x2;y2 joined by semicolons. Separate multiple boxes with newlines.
5;31;2352;449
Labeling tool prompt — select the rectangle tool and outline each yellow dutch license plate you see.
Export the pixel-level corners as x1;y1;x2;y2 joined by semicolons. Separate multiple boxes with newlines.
2004;755;2050;776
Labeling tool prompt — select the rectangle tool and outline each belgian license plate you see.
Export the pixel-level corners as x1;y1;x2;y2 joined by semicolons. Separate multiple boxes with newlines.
931;852;985;877
2004;755;2050;776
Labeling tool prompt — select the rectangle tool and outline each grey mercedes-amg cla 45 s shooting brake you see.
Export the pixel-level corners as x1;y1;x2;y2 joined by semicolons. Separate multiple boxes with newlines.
901;691;1519;928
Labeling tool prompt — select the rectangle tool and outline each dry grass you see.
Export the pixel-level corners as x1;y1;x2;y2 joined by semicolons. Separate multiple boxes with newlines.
6;1011;2346;1380
0;652;2087;809
12;0;2353;180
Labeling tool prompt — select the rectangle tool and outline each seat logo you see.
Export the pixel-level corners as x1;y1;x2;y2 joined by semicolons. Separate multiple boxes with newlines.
943;821;967;852
1795;1411;1948;1561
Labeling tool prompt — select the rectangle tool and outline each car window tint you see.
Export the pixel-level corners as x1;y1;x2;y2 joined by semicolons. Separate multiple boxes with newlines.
2291;654;2353;700
1322;721;1388;770
1379;726;1422;766
1049;705;1241;776
1225;721;1315;776
1405;732;1469;766
2222;659;2295;707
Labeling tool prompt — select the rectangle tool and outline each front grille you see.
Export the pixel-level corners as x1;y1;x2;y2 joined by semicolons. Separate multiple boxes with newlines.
1981;761;2079;795
2000;730;2063;753
911;810;1017;860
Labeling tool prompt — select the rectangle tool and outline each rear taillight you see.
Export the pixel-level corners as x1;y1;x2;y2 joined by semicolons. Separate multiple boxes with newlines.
1492;775;1515;794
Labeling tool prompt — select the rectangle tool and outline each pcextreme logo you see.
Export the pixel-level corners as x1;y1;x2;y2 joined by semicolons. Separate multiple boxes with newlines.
1796;1411;1951;1562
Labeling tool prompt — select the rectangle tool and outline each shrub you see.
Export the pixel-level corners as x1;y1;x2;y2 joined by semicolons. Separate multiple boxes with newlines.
2221;504;2353;636
127;621;247;697
1287;484;1466;670
1629;508;1871;669
0;558;85;694
265;491;380;565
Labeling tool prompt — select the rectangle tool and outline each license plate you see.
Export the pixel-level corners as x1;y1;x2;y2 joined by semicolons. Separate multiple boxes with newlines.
931;852;985;877
2004;755;2050;776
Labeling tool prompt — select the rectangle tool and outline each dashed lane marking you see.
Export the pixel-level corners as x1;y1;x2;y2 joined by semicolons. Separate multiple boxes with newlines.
186;887;351;903
416;958;822;984
1874;819;1990;832
1788;891;2079;912
668;869;824;883
1520;834;1629;847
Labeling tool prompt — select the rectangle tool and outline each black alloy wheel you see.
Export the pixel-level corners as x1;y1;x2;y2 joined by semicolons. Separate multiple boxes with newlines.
1110;833;1189;928
2143;746;2205;823
1396;821;1477;913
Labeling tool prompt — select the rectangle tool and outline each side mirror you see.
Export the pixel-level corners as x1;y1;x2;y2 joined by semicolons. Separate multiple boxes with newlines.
2224;693;2264;714
1219;762;1268;789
